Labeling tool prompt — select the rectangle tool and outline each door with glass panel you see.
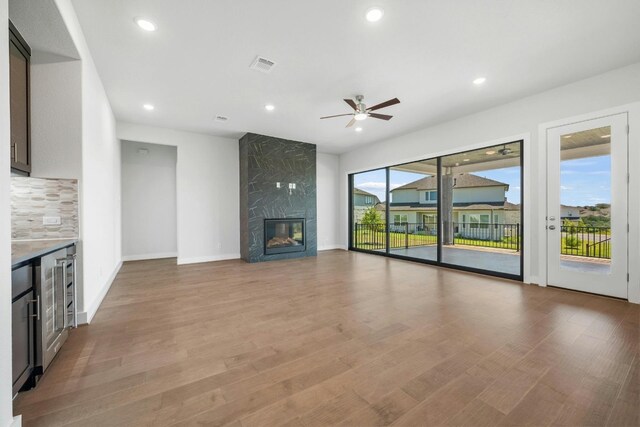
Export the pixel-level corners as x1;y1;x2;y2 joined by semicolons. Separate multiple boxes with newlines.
546;114;628;298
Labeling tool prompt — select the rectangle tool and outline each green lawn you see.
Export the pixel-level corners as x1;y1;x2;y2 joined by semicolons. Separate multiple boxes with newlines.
561;236;611;259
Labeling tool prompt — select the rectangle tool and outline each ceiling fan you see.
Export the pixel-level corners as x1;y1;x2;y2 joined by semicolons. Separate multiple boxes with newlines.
320;95;400;128
498;145;513;156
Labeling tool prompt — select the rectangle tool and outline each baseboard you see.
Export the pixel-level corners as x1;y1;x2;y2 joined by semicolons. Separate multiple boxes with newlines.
77;260;123;325
318;244;343;251
177;253;240;265
11;415;22;427
122;252;177;262
527;275;543;286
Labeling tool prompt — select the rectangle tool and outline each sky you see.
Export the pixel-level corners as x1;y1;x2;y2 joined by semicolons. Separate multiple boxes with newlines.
560;155;611;206
352;154;611;207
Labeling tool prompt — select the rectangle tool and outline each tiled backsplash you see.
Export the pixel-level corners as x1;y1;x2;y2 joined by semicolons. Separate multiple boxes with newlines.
11;177;79;240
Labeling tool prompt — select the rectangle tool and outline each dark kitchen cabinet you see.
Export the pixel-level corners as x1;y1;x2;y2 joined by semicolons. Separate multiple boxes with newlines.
11;263;35;395
9;21;31;175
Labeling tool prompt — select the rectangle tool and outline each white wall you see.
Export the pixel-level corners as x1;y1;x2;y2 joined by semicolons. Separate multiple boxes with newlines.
317;153;341;250
340;62;640;300
116;123;240;264
117;124;344;260
29;58;82;179
56;0;121;323
0;0;16;423
121;141;177;260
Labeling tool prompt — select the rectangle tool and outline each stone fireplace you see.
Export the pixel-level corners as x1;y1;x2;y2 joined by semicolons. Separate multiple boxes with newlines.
239;133;317;263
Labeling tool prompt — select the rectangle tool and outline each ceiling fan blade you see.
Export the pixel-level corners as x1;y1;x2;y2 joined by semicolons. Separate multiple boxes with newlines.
368;97;400;112
320;113;353;119
345;118;356;128
344;99;358;111
369;113;393;121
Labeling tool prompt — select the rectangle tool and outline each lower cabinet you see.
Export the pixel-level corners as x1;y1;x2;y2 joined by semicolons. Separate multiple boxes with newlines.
11;263;35;395
12;292;34;395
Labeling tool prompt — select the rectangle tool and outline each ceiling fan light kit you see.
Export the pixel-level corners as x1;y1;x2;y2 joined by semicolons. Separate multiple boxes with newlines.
320;95;400;128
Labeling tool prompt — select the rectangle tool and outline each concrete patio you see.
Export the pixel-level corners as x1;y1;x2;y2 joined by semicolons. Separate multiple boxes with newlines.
378;245;611;276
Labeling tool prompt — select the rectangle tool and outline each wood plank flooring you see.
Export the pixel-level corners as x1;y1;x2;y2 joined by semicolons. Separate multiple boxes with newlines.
13;250;639;426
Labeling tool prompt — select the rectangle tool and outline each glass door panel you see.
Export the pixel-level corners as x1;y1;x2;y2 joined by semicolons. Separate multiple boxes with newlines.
388;159;438;261
440;142;522;276
547;114;628;298
351;169;387;253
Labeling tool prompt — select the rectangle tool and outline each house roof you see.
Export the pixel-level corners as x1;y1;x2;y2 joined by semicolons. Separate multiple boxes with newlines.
393;173;509;191
353;188;379;198
380;201;520;212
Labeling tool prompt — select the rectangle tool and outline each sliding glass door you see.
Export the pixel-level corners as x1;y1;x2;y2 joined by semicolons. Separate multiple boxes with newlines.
388;159;438;262
349;141;523;280
440;141;522;276
350;168;387;253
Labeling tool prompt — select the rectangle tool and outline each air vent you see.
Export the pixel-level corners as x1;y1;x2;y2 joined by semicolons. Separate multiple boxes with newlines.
250;56;276;73
215;115;229;123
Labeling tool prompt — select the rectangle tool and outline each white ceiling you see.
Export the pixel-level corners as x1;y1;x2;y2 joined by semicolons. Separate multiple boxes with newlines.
70;0;640;154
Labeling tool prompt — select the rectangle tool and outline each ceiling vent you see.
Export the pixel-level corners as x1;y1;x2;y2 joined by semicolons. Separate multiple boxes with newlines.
250;56;276;73
215;115;229;123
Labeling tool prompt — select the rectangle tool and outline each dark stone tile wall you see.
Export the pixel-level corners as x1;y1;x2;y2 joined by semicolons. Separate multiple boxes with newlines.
239;133;317;263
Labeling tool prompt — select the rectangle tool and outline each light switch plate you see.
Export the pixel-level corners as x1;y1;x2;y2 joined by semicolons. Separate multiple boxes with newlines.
43;216;61;226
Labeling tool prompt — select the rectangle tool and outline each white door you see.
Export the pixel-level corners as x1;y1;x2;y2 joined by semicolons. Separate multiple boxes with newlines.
546;114;628;298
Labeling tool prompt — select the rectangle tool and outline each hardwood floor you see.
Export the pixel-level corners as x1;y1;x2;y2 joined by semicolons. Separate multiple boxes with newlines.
14;250;639;426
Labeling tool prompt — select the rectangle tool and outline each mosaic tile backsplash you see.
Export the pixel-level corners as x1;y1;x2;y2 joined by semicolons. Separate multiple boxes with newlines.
11;177;79;240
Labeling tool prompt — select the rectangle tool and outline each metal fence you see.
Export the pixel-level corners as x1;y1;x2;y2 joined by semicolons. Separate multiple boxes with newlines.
560;225;611;259
353;222;520;252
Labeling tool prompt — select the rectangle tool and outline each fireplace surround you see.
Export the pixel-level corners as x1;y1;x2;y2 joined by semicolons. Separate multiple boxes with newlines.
239;133;317;263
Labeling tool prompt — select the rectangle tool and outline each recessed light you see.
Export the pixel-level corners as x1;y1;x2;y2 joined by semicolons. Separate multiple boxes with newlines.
265;104;275;111
473;77;486;85
463;158;470;162
601;134;610;138
563;135;572;139
143;103;154;111
366;7;384;22
355;127;363;132
485;150;496;155
135;18;157;32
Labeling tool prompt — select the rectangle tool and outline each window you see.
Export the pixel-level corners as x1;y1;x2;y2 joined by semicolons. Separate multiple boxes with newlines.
479;214;490;229
425;191;437;202
393;214;408;225
365;195;373;204
423;214;437;225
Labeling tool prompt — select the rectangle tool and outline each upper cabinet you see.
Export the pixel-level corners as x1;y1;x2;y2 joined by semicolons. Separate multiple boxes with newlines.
9;21;31;175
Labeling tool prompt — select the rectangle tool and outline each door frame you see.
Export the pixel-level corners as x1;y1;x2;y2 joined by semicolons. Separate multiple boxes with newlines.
538;103;640;303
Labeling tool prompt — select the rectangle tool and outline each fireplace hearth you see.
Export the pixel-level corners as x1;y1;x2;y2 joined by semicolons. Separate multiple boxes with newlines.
264;218;305;255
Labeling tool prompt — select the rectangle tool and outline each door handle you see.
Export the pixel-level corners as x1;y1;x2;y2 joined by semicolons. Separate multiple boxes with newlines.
548;225;556;230
29;296;40;320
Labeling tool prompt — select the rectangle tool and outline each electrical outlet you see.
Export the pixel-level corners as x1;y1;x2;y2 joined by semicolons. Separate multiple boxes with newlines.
43;216;61;226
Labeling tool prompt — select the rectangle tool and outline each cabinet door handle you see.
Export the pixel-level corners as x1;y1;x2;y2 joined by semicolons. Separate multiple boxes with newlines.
11;143;16;162
28;295;40;320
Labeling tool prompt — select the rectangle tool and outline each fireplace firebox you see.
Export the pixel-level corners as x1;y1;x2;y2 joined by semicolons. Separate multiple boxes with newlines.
264;218;305;255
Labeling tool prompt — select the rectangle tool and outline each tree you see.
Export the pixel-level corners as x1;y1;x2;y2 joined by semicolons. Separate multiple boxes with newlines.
563;219;582;248
361;207;384;231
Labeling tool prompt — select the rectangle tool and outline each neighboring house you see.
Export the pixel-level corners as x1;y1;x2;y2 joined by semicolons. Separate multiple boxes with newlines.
353;188;382;222
380;173;520;239
353;188;381;207
560;205;581;220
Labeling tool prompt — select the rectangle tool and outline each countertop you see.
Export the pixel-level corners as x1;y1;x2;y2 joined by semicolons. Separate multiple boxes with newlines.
12;239;77;267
